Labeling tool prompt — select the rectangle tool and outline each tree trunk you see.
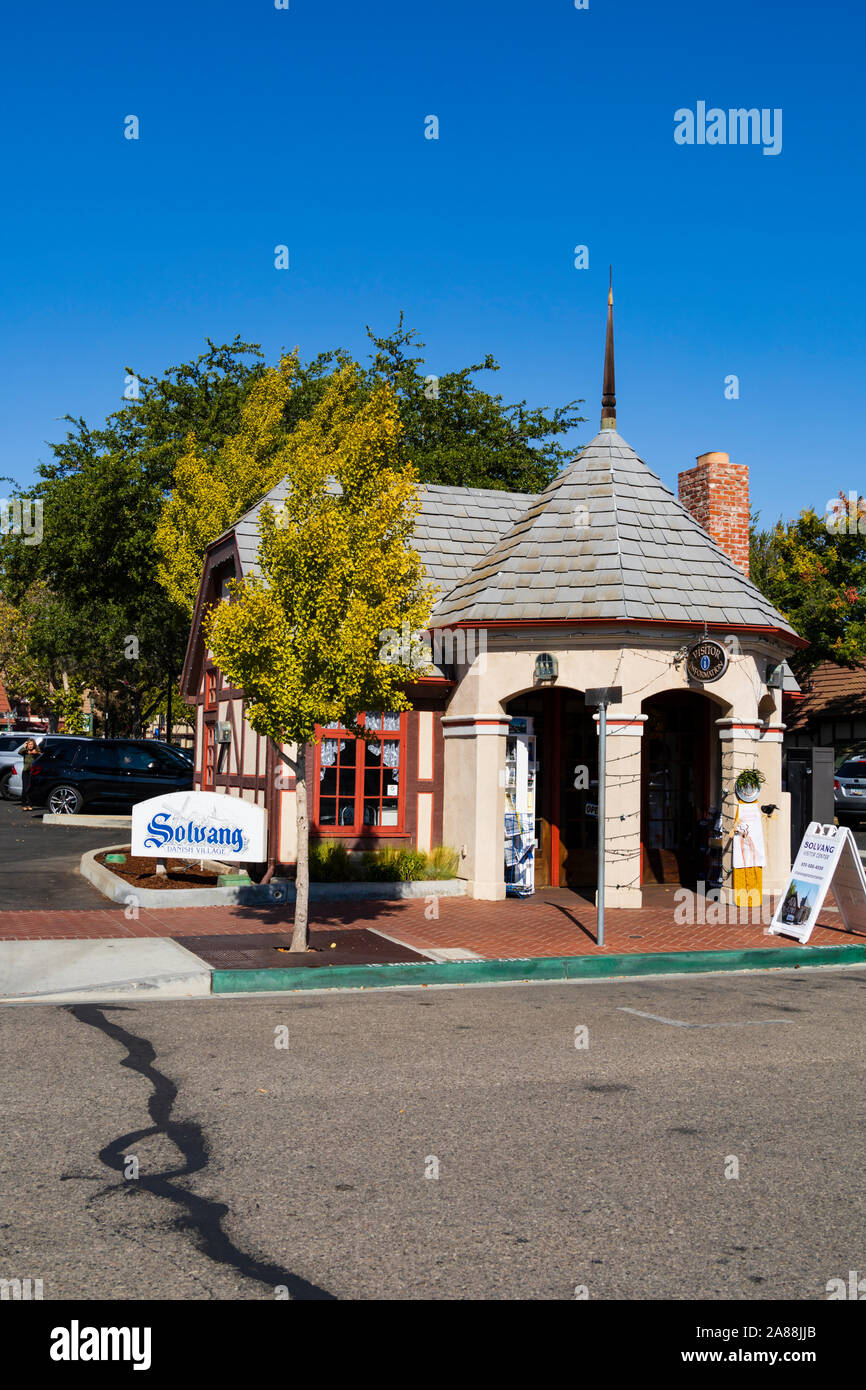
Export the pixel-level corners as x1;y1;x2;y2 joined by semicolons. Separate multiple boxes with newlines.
290;748;310;952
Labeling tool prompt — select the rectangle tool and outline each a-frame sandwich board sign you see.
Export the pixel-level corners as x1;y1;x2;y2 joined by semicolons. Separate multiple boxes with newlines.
768;821;866;944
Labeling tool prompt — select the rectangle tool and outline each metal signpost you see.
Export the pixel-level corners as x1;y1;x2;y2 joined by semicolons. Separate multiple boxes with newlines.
586;687;622;947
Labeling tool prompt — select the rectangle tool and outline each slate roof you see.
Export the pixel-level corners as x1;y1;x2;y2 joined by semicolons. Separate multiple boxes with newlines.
411;484;531;596
431;429;800;638
225;478;529;600
218;428;799;641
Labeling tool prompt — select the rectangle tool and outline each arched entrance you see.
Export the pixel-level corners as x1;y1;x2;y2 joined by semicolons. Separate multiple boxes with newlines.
640;690;721;886
505;688;598;890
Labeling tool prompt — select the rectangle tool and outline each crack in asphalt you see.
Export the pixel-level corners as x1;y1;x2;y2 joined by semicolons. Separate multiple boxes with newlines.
68;1003;336;1301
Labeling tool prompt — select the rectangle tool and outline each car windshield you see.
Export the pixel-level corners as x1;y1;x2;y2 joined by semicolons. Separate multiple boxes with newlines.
837;760;866;778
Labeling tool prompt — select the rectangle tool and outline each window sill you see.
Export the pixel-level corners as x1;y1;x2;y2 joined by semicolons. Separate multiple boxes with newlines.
312;828;410;839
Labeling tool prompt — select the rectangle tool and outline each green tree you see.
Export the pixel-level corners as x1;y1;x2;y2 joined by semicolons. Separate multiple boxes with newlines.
2;321;584;738
0;585;87;730
0;339;266;733
749;493;866;675
157;319;585;622
155;357;298;616
205;365;435;951
298;316;585;492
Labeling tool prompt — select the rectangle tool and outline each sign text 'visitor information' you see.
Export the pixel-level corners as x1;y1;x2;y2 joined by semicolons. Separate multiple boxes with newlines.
131;791;267;863
685;638;728;683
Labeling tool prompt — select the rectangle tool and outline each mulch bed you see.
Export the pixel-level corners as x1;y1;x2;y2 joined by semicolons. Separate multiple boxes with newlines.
172;928;426;969
96;851;224;891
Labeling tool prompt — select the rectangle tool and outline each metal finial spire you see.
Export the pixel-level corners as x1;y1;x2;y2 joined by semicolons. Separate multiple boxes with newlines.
601;267;616;430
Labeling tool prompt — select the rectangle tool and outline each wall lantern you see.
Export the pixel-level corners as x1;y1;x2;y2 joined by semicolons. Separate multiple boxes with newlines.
766;662;785;689
534;653;558;685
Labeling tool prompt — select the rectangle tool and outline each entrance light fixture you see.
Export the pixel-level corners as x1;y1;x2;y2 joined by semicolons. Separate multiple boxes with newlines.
534;653;558;684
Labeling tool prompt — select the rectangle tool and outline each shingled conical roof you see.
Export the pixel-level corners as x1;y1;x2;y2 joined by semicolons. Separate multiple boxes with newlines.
431;427;800;639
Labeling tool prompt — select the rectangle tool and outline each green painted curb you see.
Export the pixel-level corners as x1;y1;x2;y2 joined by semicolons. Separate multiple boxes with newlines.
211;942;866;994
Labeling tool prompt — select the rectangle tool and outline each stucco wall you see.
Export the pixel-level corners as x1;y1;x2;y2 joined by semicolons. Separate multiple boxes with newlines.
438;631;794;905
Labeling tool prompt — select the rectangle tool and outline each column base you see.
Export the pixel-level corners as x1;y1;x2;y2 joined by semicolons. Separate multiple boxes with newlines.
465;879;507;901
601;886;643;909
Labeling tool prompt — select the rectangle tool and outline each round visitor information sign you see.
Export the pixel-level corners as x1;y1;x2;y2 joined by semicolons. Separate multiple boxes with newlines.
685;638;728;683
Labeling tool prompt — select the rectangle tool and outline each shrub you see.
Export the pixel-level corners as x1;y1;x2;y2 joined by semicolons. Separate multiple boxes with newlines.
360;847;403;880
309;841;357;882
396;849;428;881
310;842;462;882
425;845;460;879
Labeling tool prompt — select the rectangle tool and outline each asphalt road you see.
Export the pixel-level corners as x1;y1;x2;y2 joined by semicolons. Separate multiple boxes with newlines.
1;969;863;1300
0;799;118;908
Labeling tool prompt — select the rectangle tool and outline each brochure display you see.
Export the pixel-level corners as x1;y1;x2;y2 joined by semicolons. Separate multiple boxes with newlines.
505;718;537;896
767;820;866;944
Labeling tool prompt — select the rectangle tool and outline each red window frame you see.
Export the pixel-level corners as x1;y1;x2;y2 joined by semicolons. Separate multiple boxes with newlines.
203;721;215;790
205;668;217;710
312;713;407;835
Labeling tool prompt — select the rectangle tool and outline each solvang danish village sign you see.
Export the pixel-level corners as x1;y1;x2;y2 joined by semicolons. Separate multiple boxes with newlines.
131;790;267;863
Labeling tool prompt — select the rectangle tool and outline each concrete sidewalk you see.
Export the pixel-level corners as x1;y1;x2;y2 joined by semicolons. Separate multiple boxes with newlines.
0;937;212;1003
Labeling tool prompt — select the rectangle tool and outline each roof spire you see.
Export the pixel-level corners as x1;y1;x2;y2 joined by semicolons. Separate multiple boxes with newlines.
600;266;616;431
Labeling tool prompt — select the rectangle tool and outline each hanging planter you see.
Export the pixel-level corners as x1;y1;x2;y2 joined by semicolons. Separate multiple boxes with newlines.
735;769;766;803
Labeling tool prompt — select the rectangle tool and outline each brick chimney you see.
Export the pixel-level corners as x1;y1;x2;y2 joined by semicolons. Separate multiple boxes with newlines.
677;451;750;576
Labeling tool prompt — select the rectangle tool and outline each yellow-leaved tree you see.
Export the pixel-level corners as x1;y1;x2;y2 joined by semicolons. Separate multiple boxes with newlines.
155;355;297;616
204;364;435;951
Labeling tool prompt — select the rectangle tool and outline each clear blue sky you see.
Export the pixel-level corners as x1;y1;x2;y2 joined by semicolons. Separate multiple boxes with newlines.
2;0;864;524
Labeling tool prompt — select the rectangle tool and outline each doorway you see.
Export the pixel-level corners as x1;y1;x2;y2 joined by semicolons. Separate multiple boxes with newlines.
640;691;715;886
505;689;598;891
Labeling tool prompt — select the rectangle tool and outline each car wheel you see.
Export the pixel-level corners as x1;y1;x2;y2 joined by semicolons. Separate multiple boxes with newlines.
0;770;12;800
47;784;84;815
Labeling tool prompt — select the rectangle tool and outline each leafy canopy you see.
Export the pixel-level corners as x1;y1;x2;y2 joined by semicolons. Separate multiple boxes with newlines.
0;338;266;727
155;356;298;615
204;364;435;746
749;492;866;675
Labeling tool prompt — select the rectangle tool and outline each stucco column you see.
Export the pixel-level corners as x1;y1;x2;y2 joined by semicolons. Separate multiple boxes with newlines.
716;718;790;903
594;713;647;909
441;715;510;900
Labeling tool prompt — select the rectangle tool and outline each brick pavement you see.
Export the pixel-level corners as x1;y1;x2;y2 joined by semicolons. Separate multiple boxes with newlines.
0;891;857;958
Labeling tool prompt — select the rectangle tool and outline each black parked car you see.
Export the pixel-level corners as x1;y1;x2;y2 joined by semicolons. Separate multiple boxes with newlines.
27;738;193;814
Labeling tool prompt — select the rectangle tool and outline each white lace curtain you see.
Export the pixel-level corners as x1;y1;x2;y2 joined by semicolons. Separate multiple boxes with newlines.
320;738;345;779
369;740;400;768
320;714;400;778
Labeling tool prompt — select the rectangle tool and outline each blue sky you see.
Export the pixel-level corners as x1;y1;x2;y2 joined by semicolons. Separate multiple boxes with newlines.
1;0;864;525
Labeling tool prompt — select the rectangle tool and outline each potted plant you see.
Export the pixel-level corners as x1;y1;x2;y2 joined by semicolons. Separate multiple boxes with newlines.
735;768;766;803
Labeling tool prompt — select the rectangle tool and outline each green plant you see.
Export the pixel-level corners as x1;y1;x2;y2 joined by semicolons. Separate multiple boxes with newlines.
735;768;766;792
360;847;410;881
309;841;358;882
424;845;460;879
310;842;461;883
396;849;427;881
